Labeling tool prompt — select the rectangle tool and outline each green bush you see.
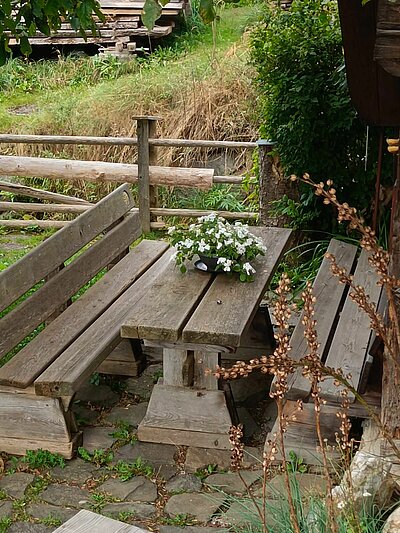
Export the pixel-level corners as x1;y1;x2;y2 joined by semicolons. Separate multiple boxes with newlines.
250;0;379;230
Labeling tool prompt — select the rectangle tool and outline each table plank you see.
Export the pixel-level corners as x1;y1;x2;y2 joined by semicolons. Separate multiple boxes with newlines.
182;227;292;347
53;509;150;532
121;260;213;342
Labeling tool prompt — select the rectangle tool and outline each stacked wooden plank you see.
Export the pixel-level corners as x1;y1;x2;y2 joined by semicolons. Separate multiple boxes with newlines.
9;0;187;57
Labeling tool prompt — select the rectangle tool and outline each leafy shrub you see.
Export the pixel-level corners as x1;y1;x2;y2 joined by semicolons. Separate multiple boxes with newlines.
250;0;380;230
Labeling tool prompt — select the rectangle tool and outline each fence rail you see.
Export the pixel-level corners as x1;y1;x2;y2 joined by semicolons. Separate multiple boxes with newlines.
0;119;274;230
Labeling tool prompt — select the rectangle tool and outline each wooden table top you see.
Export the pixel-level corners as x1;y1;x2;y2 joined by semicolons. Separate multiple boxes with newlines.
121;227;292;349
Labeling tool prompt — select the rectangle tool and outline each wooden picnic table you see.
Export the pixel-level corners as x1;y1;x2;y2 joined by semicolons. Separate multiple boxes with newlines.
121;227;292;449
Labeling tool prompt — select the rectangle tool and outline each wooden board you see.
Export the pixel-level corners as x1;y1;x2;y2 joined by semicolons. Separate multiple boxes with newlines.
98;339;145;377
0;391;70;441
34;248;173;397
0;431;81;460
137;383;232;449
182;227;292;347
319;250;382;402
0;240;168;388
0;212;141;358
0;183;133;314
265;400;341;467
54;509;150;533
285;239;358;399
121;258;213;342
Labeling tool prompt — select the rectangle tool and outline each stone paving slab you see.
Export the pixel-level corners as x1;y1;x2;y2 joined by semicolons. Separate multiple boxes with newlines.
220;498;279;528
8;524;55;533
82;427;115;452
204;470;263;495
165;493;227;523
125;364;163;401
75;383;119;407
26;503;77;523
39;484;92;509
102;502;156;520
71;402;100;425
0;472;35;499
97;476;157;502
165;474;202;493
112;442;176;467
105;403;149;427
253;473;328;499
0;500;13;517
49;459;102;485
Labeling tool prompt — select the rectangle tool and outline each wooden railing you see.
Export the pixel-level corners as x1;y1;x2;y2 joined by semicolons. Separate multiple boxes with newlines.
0;117;275;231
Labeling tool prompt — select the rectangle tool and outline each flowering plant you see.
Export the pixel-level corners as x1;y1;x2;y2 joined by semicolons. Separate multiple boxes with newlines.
168;214;267;282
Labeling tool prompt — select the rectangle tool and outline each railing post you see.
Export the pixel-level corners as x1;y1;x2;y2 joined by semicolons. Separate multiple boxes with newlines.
257;139;276;226
136;116;159;233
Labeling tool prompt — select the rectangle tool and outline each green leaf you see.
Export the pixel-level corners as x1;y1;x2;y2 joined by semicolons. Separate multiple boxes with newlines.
19;35;32;57
199;0;216;24
141;0;162;31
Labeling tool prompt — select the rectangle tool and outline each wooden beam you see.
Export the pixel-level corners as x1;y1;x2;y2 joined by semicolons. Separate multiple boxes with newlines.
137;118;151;233
0;219;67;229
0;134;258;150
0;155;214;190
0;201;88;214
150;208;257;219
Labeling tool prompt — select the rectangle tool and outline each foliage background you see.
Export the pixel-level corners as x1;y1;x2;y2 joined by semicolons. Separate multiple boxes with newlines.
250;0;385;232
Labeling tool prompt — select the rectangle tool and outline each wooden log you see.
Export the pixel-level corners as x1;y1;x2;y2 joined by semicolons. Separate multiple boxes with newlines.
213;175;245;184
0;156;214;190
0;201;88;214
0;180;91;205
0;184;134;314
150;208;257;219
0;219;68;229
0;134;257;150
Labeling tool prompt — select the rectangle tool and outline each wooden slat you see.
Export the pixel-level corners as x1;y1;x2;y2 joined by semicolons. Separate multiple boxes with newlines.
0;183;133;313
182;227;292;347
0;212;141;358
0;201;89;214
0;391;70;441
285;240;358;399
121;258;213;342
0;240;168;388
54;509;150;533
319;250;382;402
34;248;173;397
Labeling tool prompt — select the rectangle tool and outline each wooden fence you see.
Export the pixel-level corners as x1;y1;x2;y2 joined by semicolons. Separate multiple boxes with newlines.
0;117;275;231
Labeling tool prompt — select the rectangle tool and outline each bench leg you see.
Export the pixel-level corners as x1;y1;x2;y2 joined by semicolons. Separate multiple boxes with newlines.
97;338;146;377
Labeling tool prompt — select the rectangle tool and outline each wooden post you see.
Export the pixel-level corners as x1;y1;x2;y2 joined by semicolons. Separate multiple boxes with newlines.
382;155;400;438
136;116;159;234
258;139;298;227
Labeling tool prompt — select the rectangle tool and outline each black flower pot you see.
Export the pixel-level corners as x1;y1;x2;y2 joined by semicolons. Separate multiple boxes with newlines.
197;254;220;272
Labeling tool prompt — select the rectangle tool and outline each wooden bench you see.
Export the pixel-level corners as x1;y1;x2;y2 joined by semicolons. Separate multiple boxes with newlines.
0;184;169;458
286;238;382;402
266;239;383;464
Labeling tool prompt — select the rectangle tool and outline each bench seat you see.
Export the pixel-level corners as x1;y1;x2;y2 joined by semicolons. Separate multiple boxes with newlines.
0;184;168;457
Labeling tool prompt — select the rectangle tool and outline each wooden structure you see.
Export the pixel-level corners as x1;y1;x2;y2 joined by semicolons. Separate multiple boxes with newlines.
0;184;172;457
0;120;264;231
53;509;150;532
8;0;188;58
120;227;292;449
374;0;400;78
266;239;383;465
337;0;400;126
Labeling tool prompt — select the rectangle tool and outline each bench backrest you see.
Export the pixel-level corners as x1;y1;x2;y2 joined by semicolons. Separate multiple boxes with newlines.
0;183;140;359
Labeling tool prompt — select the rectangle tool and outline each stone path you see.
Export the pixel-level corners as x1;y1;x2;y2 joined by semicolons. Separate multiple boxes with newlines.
0;363;328;532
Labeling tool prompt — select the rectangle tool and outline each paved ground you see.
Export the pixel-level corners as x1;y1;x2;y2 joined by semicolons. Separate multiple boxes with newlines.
0;363;327;532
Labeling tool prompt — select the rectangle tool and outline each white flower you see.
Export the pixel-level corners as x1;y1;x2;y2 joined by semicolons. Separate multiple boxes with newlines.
243;262;256;275
198;240;210;253
167;226;176;235
337;501;345;510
